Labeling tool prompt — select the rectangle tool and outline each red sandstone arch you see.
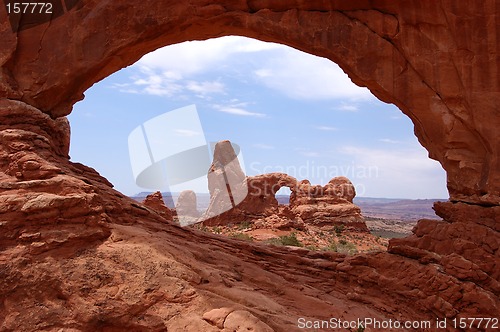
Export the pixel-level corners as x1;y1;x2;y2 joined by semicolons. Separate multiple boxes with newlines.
1;1;498;205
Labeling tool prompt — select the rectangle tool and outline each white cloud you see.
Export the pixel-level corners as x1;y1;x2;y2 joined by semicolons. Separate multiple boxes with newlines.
137;36;281;78
379;138;400;144
142;84;181;97
339;145;440;173
117;36;375;102
115;36;283;98
112;66;185;97
255;69;272;78
253;47;374;101
336;104;359;112
114;70;224;98
115;88;139;94
175;129;201;137
337;145;448;198
316;126;337;131
186;81;225;95
227;101;251;108
253;143;275;150
216;107;266;118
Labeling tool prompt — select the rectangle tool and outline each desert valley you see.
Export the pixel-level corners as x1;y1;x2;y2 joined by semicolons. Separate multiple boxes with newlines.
134;141;440;255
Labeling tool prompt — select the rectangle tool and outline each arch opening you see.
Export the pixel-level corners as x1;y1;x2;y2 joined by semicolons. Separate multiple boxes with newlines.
69;36;447;248
275;187;291;206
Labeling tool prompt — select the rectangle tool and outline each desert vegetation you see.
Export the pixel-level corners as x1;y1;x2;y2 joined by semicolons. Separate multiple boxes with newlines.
195;221;385;254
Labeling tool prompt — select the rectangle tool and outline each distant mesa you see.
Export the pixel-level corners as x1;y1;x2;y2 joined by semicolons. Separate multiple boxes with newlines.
290;177;367;231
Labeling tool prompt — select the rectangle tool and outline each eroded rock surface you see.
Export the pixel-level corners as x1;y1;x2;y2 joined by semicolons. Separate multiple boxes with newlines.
176;190;200;217
202;171;295;226
290;177;367;231
142;191;174;222
0;99;497;330
203;140;248;221
201;142;367;231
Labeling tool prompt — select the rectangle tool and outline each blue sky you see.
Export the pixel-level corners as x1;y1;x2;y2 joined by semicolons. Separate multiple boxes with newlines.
68;36;448;199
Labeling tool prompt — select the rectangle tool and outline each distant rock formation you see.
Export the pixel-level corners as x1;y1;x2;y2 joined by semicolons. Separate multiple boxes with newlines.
201;141;368;232
290;177;367;231
202;140;248;220
142;191;173;221
176;190;200;225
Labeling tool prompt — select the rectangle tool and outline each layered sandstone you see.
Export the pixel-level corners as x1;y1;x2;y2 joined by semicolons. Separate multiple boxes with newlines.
201;141;367;231
142;191;174;221
202;171;296;225
290;178;367;231
203;140;248;221
0;94;498;332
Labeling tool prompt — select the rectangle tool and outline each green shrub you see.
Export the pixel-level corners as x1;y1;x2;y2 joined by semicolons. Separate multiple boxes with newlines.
266;238;283;246
231;232;253;241
266;233;303;247
279;233;303;247
197;225;208;233
323;242;338;252
334;224;345;235
237;221;252;230
337;241;358;255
